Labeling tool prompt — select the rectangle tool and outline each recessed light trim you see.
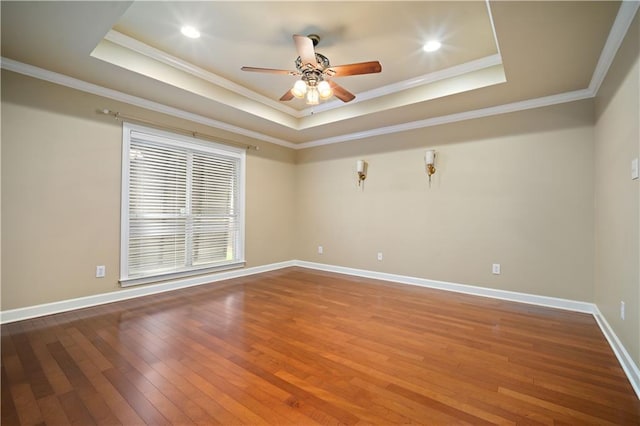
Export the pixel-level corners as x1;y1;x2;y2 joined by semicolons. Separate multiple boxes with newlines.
423;40;442;52
181;25;201;39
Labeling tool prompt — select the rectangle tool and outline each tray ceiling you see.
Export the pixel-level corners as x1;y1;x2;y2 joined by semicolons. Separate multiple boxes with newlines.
0;1;630;148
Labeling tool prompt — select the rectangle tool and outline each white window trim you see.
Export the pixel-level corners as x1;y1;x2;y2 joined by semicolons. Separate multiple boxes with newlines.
120;122;246;286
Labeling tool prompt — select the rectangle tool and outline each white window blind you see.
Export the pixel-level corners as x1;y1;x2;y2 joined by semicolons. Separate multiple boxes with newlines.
121;123;245;286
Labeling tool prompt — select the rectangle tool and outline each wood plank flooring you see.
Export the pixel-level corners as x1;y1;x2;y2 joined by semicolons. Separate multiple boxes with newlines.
2;267;639;425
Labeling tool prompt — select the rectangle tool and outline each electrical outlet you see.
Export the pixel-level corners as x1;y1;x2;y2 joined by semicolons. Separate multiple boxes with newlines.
96;265;106;278
377;252;383;261
492;264;501;275
621;301;625;320
318;246;323;254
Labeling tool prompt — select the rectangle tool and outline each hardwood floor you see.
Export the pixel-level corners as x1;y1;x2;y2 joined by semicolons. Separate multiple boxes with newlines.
2;267;639;425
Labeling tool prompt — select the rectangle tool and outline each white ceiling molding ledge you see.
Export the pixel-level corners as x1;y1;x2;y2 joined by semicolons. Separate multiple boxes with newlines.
299;0;502;118
91;39;300;129
297;1;639;148
97;31;505;126
102;30;301;118
0;56;612;152
484;0;503;58
0;57;297;150
298;64;506;130
299;54;504;117
1;0;635;151
298;88;594;149
588;0;640;94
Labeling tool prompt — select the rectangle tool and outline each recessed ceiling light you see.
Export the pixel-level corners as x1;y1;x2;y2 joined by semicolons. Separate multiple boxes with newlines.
423;40;442;52
181;25;200;39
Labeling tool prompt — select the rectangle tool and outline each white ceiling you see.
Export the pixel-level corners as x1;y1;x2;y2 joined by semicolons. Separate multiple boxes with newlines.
1;1;634;149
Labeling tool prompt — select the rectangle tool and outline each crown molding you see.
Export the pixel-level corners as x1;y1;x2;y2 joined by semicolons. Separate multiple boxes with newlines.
104;31;503;120
297;88;593;149
588;0;640;95
297;0;503;117
1;0;633;151
485;0;502;58
0;57;602;151
303;54;503;116
297;0;636;149
103;30;301;118
0;57;297;150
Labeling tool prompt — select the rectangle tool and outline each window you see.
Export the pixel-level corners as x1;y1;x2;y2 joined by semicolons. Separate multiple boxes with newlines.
120;123;245;286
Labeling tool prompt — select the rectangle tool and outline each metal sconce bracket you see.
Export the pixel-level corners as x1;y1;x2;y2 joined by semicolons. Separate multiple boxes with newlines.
357;160;367;187
425;150;436;187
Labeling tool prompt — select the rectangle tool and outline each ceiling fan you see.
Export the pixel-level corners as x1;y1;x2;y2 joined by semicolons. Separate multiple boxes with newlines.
241;34;382;105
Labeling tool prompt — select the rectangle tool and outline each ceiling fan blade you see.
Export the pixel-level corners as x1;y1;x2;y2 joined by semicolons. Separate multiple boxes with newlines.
329;81;356;103
241;66;296;75
293;34;318;67
279;89;294;101
326;61;382;77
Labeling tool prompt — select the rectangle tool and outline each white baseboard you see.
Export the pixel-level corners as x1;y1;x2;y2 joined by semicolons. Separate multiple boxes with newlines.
0;260;295;324
295;260;640;398
1;259;595;323
592;306;640;398
2;259;638;399
296;260;639;398
295;260;596;313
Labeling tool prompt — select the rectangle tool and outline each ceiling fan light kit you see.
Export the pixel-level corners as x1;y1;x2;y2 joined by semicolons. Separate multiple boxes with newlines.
242;34;382;105
317;81;332;99
306;86;320;105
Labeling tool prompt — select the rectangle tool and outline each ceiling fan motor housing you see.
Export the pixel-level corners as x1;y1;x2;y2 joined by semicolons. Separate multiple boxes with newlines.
295;53;330;72
307;34;321;46
296;53;331;85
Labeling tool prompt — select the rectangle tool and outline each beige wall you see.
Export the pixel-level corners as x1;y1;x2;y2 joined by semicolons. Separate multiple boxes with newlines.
2;10;639;386
1;18;636;347
1;71;296;310
594;12;640;365
1;70;598;310
296;101;595;301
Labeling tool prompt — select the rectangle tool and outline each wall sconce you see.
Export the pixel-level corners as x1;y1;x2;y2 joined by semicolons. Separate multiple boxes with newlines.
356;160;367;186
425;150;436;186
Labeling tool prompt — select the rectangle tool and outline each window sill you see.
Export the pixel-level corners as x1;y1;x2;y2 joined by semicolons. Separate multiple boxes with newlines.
119;261;247;288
